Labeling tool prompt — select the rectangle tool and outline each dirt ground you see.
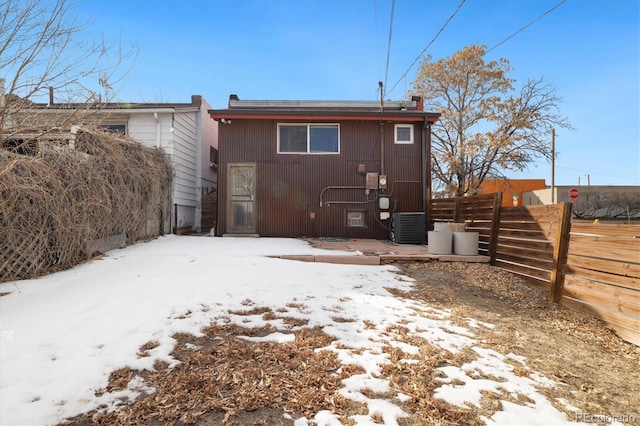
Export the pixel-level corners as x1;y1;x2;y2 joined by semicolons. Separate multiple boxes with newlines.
60;261;640;426
391;262;640;424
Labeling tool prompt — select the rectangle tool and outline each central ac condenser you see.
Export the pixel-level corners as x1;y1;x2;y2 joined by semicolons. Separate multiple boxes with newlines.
392;212;426;244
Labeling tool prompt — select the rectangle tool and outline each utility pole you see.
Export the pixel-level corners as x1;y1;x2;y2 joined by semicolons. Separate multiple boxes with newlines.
551;128;555;204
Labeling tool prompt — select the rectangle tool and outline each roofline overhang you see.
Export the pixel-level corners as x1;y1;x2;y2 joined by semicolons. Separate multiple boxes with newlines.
17;106;178;114
208;109;440;123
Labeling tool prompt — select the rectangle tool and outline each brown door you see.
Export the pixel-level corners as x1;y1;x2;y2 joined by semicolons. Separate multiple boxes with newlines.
226;163;256;233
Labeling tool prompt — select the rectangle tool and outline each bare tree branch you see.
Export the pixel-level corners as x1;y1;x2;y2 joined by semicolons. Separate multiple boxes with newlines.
414;44;572;196
1;0;137;139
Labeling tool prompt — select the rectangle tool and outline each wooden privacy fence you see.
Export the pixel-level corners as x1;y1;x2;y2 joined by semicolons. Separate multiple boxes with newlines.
562;223;639;345
429;193;502;260
201;186;218;233
428;193;640;346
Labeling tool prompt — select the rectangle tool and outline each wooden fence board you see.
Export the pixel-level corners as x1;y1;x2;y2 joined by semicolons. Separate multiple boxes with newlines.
571;223;640;237
500;210;563;223
565;264;639;291
569;234;640;253
494;245;555;262
563;276;640;318
560;297;640;346
566;254;640;278
497;229;555;240
493;260;551;287
498;222;561;233
568;239;640;262
497;238;554;252
493;259;552;281
494;252;554;271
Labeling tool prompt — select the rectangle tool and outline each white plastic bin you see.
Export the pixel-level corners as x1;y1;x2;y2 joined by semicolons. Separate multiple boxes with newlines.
453;232;479;256
428;231;453;254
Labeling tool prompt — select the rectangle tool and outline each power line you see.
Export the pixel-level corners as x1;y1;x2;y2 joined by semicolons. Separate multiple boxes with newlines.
487;0;568;53
555;165;639;182
387;0;466;97
383;0;396;93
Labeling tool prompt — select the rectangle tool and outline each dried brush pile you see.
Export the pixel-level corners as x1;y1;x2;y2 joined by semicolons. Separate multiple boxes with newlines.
0;127;172;282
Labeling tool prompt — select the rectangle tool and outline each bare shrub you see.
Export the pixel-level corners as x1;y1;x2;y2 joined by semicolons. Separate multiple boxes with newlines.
0;127;172;282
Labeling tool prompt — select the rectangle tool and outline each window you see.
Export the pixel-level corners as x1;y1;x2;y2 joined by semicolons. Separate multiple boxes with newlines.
394;124;414;144
278;124;339;154
100;124;126;135
346;210;366;227
209;147;219;168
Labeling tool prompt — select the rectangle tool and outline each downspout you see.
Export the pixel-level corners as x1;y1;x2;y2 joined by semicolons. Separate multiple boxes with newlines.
379;81;385;176
194;106;203;232
421;119;427;213
153;112;161;148
380;122;385;176
423;118;432;224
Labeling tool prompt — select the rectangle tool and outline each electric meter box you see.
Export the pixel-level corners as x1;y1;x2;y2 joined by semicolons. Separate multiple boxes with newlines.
366;172;379;190
378;175;388;189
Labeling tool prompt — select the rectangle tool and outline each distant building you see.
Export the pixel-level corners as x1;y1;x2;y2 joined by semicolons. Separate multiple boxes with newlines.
525;185;640;220
2;94;218;232
479;179;547;207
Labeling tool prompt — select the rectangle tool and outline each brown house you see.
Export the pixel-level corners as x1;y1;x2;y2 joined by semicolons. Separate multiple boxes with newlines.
208;95;439;240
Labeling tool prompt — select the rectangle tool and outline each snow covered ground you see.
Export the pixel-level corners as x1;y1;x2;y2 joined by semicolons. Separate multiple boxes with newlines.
1;235;584;425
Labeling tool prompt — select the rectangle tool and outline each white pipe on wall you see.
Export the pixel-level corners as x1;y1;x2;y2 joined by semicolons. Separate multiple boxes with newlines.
153;112;160;148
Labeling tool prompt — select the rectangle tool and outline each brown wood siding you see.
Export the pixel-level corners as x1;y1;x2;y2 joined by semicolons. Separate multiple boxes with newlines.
217;119;425;238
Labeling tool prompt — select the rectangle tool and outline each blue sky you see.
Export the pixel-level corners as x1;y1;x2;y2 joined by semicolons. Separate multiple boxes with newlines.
75;0;639;186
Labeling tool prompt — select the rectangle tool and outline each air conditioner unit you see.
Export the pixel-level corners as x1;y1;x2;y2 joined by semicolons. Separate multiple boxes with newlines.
392;212;426;244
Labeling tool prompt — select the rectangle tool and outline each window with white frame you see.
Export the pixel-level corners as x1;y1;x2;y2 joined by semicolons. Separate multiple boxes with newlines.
278;124;339;153
394;124;414;144
345;210;366;227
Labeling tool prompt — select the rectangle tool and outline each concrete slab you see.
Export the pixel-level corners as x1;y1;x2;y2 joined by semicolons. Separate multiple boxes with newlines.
428;254;490;263
278;255;315;262
303;238;490;264
313;255;380;265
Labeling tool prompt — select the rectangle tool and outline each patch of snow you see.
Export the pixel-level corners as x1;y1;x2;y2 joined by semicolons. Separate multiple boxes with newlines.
0;235;574;425
238;332;295;343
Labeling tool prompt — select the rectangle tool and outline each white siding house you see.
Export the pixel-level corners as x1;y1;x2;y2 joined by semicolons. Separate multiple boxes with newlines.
115;96;218;232
3;94;218;232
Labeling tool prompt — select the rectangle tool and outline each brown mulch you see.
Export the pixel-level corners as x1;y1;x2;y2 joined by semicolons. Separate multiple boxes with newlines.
391;262;640;424
66;324;354;426
59;262;640;426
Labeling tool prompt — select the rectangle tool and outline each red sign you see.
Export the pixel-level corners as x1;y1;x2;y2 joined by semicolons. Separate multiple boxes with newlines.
569;188;580;201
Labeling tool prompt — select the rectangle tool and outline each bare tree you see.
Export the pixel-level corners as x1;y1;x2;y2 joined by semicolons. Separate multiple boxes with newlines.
413;44;572;196
0;0;137;138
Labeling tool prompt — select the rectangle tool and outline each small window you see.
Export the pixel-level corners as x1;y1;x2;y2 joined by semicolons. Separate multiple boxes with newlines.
278;123;339;154
209;147;219;168
100;124;126;135
394;124;413;144
346;210;366;227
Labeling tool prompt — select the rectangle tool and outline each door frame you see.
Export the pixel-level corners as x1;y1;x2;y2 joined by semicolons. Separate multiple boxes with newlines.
226;162;257;234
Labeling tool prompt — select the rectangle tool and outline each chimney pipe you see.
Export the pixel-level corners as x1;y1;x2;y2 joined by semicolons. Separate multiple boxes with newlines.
48;87;54;106
228;94;239;107
411;95;423;111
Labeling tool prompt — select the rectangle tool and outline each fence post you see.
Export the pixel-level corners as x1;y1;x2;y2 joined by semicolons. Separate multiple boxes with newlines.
549;202;573;303
454;197;461;222
488;192;502;265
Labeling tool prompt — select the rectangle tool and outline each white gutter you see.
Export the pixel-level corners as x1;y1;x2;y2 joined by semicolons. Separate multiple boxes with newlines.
25;107;176;115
